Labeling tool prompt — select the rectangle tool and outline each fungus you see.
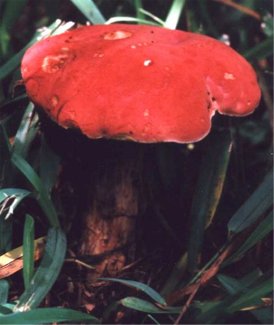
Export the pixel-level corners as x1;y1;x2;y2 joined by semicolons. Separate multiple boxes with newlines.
22;24;260;144
21;24;260;283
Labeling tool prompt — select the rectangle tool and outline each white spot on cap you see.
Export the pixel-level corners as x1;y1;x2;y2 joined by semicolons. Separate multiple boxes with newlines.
103;30;132;40
144;109;149;117
93;52;104;58
144;59;152;67
42;54;70;73
224;72;235;80
50;95;59;107
131;44;137;49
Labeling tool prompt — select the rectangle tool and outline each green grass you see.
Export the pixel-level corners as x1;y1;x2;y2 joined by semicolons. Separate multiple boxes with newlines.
0;0;273;324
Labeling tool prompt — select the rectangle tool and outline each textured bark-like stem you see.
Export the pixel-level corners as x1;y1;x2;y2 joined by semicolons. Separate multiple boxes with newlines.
79;142;143;283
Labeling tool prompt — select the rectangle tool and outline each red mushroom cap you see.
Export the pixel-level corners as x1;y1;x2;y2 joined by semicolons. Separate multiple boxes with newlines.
21;24;261;143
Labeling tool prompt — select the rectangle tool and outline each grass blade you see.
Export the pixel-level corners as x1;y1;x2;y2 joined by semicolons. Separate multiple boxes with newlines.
244;37;273;60
0;0;28;34
0;19;65;81
138;9;165;25
160;252;188;296
0;183;24;256
0;280;9;304
0;307;98;324
134;0;145;21
195;276;273;323
0;0;28;57
15;228;66;311
240;268;263;287
120;297;180;314
0;305;13;316
39;135;61;194
218;269;263;295
187;131;231;272
23;214;35;289
251;307;273;324
226;277;273;313
196;0;219;36
225;211;273;266
147;314;161;324
101;278;166;305
217;274;246;295
164;0;186;29
70;0;105;24
106;16;160;26
0;44;28;81
0;124;11;187
0;217;12;255
228;171;273;233
11;153;59;228
12;103;39;159
0;188;30;219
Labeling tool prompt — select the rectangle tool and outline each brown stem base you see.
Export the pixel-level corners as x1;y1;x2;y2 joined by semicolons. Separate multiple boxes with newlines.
78;141;143;284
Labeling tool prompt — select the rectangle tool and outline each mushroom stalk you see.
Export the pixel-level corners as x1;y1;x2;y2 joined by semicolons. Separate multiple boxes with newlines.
78;141;143;282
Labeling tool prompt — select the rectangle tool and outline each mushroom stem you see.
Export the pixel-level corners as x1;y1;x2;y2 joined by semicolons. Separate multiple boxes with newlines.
77;141;144;283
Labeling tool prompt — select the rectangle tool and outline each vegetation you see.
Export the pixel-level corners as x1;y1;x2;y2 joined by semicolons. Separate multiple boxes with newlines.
0;0;273;324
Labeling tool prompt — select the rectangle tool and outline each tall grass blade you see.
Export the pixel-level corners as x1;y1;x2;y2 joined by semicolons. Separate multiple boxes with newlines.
12;103;38;159
0;307;98;324
187;131;231;272
164;0;186;29
244;37;273;60
0;217;12;255
226;277;273;313
0;304;12;315
39;136;60;194
139;9;165;25
0;188;30;220
217;274;247;295
160;252;187;296
11;153;59;228
14;228;66;311
225;211;273;266
0;0;28;57
196;0;218;36
120;297;180;314
134;0;145;21
0;280;9;304
0;45;30;81
106;16;160;26
0;124;11;186
195;276;273;323
101;278;166;305
218;269;263;295
0;125;13;254
228;171;273;233
0;19;64;81
70;0;105;24
147;314;161;324
23;214;35;289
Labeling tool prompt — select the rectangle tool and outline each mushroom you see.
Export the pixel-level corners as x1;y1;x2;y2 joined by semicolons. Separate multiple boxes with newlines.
21;24;260;284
